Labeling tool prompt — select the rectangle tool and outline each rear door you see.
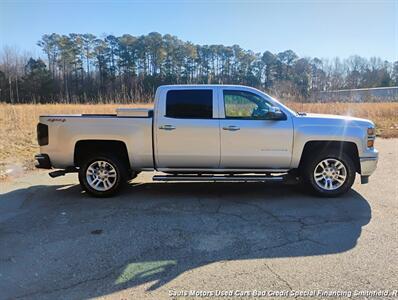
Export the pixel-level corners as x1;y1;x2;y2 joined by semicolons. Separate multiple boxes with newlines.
154;88;220;168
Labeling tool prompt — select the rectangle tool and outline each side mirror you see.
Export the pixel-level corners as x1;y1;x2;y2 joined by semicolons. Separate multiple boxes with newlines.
268;106;285;120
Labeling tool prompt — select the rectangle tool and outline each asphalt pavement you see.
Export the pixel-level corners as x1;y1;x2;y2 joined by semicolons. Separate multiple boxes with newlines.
0;139;397;299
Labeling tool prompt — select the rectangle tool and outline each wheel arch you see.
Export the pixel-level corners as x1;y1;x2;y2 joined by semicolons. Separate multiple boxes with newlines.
298;140;360;173
74;140;130;170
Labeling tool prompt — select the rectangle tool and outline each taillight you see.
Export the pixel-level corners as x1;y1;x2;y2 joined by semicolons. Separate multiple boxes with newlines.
37;123;48;146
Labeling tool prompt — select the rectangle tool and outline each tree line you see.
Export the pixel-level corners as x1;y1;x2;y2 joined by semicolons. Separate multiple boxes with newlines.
1;32;397;103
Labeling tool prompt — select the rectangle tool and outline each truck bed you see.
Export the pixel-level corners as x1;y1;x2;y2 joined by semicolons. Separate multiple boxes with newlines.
38;109;154;169
41;108;154;118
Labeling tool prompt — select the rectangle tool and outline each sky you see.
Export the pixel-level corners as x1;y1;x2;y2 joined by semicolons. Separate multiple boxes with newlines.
0;0;397;61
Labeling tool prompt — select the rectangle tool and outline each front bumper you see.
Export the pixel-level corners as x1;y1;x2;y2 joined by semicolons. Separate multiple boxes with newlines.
360;156;378;176
359;149;378;184
35;154;52;169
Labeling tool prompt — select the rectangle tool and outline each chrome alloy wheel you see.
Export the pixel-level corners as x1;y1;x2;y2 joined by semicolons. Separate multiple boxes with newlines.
313;158;347;191
86;161;117;191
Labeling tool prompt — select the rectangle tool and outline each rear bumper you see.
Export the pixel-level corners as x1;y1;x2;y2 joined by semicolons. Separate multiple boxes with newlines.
35;154;52;169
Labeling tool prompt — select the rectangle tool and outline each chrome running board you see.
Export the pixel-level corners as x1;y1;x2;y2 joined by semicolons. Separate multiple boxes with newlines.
152;174;284;182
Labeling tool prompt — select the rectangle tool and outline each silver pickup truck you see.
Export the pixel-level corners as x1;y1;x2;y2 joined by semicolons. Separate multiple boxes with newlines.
35;85;378;197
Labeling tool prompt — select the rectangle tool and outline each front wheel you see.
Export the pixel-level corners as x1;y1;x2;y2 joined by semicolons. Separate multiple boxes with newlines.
78;154;127;197
302;150;356;197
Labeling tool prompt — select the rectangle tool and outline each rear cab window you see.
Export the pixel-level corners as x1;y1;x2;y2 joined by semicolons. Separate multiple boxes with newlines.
166;90;213;119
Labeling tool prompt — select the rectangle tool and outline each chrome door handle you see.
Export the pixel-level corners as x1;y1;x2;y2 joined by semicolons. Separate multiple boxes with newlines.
222;125;240;131
159;124;176;130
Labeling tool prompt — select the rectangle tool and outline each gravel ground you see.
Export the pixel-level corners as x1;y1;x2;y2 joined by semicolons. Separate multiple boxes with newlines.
0;139;397;300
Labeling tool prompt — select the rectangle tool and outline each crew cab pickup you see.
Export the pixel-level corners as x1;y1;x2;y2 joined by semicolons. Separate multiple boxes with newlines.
35;85;378;197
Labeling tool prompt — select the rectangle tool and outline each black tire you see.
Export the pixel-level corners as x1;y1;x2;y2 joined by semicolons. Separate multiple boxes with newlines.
302;149;356;197
78;154;128;197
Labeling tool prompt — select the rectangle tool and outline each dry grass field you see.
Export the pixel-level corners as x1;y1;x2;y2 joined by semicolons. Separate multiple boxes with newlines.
288;102;398;138
0;102;397;177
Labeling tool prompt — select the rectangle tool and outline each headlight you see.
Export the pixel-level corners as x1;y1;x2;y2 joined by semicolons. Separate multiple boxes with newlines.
367;127;375;148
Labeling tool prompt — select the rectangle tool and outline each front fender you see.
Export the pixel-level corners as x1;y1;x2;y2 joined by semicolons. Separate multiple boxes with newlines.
291;124;365;168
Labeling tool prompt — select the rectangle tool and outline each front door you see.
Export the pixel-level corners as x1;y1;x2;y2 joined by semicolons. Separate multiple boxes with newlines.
219;89;293;169
155;88;220;169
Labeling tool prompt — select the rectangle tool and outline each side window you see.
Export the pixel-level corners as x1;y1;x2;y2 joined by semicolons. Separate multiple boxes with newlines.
166;90;213;119
223;90;273;119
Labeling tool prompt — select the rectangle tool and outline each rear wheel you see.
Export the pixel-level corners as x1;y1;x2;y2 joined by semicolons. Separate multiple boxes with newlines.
78;154;127;197
302;149;356;197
